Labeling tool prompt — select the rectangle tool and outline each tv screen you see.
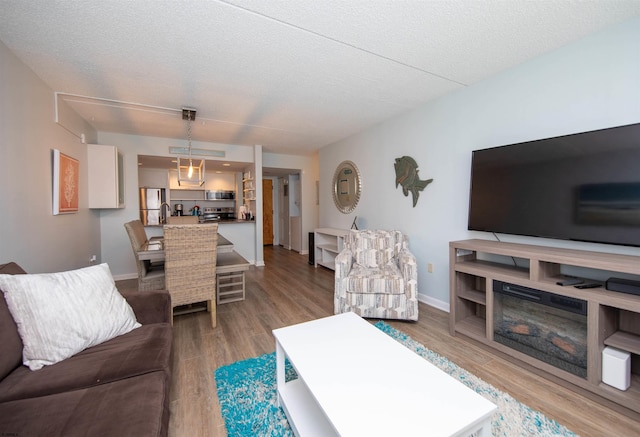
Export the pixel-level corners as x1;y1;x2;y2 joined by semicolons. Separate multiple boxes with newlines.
468;123;640;247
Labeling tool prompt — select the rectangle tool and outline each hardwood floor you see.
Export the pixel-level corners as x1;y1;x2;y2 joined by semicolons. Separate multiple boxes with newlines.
117;246;640;436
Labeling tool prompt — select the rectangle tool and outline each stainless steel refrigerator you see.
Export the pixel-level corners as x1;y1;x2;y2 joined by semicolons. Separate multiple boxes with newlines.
139;188;166;226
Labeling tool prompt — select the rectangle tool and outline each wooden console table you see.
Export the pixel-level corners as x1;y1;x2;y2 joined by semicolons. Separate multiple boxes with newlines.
449;239;640;417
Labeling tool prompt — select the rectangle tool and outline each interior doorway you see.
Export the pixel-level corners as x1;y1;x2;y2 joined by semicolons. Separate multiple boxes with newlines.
262;168;301;252
263;179;274;245
279;178;290;249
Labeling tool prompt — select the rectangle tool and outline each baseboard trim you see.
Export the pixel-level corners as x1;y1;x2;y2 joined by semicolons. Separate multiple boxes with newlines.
113;272;138;281
418;293;449;313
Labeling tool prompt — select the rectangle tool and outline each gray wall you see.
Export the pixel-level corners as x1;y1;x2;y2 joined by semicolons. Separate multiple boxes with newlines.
0;40;100;273
319;18;640;310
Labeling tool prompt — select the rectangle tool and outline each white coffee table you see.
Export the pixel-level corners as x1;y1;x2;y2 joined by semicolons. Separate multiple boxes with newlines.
273;312;496;436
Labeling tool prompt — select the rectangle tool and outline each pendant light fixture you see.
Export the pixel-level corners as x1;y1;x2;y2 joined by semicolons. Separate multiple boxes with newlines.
177;107;205;186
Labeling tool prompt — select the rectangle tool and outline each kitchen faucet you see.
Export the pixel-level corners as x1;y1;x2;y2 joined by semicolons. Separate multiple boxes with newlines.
160;202;171;224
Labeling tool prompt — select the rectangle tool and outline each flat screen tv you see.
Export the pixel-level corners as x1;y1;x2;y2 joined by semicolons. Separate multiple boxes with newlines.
468;123;640;247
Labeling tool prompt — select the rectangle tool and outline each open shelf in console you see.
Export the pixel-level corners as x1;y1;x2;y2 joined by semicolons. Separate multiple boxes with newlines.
455;259;529;282
605;331;640;355
453;271;487;338
599;304;640;406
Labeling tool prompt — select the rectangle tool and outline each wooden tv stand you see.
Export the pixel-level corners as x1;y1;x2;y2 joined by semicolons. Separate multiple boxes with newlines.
449;239;640;417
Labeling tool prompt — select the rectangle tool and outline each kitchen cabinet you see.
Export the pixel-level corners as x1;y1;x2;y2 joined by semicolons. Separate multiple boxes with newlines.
205;172;236;191
138;168;169;189
168;170;182;190
169;189;205;201
88;144;124;209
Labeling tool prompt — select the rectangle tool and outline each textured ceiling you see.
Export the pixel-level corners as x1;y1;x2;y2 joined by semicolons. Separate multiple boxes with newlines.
1;0;640;155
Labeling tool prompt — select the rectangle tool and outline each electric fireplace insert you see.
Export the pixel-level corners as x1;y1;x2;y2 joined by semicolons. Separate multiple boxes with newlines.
493;280;588;377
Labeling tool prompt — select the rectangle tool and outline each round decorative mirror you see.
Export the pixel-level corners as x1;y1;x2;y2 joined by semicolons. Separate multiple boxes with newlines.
332;160;361;214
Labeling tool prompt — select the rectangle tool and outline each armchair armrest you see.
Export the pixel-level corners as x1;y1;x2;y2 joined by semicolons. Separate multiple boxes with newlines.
334;249;353;279
120;289;172;325
397;249;418;282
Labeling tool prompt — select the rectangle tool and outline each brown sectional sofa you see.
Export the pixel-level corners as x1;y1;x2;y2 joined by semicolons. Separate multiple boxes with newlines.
0;262;173;437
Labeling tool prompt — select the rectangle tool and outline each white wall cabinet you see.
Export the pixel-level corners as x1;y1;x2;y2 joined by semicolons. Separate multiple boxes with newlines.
88;144;124;209
205;172;236;191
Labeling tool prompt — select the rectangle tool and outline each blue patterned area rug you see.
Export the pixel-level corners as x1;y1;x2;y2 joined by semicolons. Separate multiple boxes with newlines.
214;321;577;436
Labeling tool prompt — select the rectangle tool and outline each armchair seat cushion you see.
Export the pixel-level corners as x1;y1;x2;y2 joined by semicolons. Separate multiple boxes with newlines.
347;263;405;294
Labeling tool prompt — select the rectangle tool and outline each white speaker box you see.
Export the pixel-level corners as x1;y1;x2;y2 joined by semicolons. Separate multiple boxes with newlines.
602;346;630;391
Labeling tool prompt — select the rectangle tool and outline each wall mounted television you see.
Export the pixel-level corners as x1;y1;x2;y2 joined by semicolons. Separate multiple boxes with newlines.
468;123;640;247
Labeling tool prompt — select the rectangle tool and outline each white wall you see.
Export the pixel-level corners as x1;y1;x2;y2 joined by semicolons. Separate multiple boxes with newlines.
319;18;640;310
0;40;100;273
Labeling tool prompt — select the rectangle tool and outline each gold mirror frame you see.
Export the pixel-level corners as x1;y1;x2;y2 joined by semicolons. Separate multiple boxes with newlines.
332;160;361;214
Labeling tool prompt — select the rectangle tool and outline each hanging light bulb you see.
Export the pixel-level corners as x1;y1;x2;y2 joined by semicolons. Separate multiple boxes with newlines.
187;110;194;178
176;107;205;186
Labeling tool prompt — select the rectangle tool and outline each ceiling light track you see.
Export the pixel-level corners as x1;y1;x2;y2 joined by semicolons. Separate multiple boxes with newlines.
218;0;468;87
55;92;181;115
55;91;310;138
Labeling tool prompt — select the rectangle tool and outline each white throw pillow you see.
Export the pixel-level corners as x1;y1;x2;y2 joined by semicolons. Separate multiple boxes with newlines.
0;263;140;370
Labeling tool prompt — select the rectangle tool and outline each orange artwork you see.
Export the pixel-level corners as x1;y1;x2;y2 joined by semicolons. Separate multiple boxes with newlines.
53;149;79;214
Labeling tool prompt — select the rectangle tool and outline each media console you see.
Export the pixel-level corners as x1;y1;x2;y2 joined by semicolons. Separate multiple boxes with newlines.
449;239;640;417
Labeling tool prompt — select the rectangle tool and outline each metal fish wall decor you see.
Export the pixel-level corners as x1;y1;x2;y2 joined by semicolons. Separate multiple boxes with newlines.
394;156;433;207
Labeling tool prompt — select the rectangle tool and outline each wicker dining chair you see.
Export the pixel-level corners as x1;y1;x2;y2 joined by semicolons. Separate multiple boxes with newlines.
124;220;165;292
167;215;199;224
163;223;218;328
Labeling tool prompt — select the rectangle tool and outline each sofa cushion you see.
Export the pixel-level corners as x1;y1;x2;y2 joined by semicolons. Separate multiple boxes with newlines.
121;289;172;325
0;371;169;437
0;262;26;381
0;263;141;370
346;262;405;294
0;322;172;403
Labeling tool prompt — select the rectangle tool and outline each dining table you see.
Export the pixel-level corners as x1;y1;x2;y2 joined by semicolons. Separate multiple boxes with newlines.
137;234;233;262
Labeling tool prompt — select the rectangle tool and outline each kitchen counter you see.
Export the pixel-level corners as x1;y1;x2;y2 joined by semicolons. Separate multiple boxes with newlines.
144;219;255;228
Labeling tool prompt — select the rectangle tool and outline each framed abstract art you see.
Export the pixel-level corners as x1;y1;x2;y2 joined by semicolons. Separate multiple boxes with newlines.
53;149;79;214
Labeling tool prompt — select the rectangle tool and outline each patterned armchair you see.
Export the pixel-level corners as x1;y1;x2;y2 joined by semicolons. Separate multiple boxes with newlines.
334;229;418;321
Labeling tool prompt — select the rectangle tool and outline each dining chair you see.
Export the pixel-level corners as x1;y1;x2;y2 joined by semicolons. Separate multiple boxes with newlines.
163;223;218;328
124;220;166;292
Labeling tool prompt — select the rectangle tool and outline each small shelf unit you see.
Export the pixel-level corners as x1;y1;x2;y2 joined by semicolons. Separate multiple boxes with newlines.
243;177;256;201
314;228;349;270
449;239;640;418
